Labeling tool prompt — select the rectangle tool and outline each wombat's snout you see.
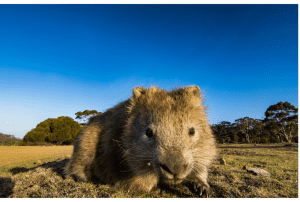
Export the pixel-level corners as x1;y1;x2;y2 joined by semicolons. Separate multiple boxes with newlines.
159;162;189;177
157;149;190;181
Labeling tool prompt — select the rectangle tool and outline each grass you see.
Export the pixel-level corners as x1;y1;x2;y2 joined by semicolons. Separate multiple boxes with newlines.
0;146;72;178
0;143;298;198
209;143;298;197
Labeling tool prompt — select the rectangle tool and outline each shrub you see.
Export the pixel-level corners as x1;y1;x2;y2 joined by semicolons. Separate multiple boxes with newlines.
260;136;269;144
19;140;27;146
23;116;81;145
233;134;239;143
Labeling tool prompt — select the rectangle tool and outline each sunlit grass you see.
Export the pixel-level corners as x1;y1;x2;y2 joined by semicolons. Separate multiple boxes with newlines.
0;146;72;177
0;143;298;198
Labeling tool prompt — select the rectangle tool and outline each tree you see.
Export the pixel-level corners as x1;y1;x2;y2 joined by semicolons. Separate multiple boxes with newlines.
0;132;22;146
75;110;101;123
249;119;264;143
211;121;231;143
264;101;298;143
233;134;239;143
234;117;255;143
23;116;81;145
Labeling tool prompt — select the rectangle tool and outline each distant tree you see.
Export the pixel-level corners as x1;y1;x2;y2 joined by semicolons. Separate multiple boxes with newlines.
264;101;298;143
19;140;27;146
23;116;81;145
234;117;255;143
225;137;231;143
75;110;101;123
212;121;231;143
260;136;269;144
233;134;239;143
23;129;46;142
250;119;264;143
75;111;84;122
262;121;281;143
48;116;81;144
0;132;22;146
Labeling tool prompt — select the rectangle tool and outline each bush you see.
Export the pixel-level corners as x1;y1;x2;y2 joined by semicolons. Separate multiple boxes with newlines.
11;141;18;146
260;136;269;144
233;134;239;143
226;137;231;143
19;140;27;146
23;116;81;145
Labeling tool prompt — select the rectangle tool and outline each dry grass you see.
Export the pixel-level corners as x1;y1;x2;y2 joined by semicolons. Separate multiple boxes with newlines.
209;143;298;197
0;143;298;198
0;146;72;178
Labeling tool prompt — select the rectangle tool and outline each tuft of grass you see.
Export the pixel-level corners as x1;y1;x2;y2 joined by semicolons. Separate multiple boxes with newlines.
0;143;298;198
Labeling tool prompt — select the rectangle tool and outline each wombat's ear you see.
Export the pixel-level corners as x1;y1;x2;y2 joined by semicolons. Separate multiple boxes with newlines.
186;86;201;106
187;86;200;97
133;87;146;98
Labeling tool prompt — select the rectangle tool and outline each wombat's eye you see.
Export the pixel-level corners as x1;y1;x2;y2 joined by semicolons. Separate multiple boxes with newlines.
145;128;153;138
189;127;195;136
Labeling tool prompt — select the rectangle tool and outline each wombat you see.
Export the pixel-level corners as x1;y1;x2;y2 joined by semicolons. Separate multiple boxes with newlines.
65;86;217;197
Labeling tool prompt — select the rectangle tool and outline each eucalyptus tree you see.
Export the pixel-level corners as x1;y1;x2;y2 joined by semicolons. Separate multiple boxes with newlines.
264;101;298;143
75;110;101;123
234;117;255;143
250;119;264;143
212;121;232;143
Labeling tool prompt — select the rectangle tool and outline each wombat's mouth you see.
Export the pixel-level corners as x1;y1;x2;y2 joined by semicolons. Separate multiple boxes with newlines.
161;177;184;185
158;163;190;184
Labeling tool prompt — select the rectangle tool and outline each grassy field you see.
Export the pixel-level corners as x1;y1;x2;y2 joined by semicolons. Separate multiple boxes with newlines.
0;143;298;198
0;146;73;178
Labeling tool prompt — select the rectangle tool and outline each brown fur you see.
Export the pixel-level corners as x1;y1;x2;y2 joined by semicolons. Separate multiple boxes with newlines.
65;86;217;195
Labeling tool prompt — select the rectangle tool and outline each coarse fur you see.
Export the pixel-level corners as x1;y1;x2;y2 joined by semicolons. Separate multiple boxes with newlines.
65;86;217;196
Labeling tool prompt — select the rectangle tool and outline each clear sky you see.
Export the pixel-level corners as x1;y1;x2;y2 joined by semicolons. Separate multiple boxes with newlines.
0;4;298;139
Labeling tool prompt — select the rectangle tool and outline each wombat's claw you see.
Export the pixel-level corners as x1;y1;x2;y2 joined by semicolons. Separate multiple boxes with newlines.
201;188;209;198
193;183;209;198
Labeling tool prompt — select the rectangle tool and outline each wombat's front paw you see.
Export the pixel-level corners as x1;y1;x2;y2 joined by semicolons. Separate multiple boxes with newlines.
71;174;87;182
192;182;210;198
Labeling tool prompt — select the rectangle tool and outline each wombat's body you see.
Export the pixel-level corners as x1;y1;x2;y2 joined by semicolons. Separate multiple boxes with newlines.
65;86;217;196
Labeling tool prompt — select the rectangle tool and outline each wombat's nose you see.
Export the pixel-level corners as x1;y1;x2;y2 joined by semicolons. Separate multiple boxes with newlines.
160;162;189;177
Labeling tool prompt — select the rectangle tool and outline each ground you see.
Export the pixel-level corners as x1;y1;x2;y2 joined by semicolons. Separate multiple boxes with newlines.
0;143;298;198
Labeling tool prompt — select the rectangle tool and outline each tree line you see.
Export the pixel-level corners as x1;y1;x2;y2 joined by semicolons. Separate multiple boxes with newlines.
1;101;297;146
212;101;298;144
0;132;22;146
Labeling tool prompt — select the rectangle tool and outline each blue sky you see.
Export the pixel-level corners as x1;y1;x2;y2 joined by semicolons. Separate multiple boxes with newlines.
0;4;298;139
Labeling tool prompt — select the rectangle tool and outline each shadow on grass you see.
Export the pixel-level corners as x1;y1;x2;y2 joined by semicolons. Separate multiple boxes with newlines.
0;177;15;198
4;159;70;198
9;158;69;179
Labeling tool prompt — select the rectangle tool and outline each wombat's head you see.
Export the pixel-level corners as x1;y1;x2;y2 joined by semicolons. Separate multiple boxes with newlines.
123;86;216;185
